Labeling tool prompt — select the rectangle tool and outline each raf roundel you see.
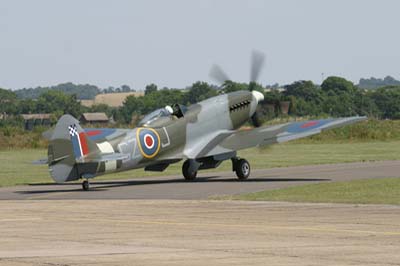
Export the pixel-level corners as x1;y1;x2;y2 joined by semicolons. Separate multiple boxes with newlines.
144;134;155;149
137;128;161;158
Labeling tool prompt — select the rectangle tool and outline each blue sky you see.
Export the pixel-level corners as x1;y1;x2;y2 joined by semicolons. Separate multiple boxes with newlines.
1;0;399;90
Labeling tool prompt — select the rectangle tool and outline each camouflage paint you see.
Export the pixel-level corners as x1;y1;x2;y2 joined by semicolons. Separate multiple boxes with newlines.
46;92;366;184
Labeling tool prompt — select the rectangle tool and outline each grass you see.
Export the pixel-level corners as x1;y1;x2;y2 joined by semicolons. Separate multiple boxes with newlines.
0;126;48;149
298;119;400;143
222;178;400;205
1;140;400;187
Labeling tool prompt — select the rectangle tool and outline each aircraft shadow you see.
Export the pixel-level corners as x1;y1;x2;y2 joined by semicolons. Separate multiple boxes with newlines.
16;176;330;195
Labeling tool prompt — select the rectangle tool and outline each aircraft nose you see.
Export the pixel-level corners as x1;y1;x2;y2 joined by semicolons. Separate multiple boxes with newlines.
251;90;264;103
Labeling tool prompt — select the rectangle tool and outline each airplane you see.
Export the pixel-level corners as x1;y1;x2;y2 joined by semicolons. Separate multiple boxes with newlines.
44;96;366;191
41;52;367;190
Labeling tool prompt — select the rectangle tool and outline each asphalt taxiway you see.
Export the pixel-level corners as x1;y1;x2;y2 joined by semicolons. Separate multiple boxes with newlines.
1;200;399;266
0;160;399;200
1;161;400;266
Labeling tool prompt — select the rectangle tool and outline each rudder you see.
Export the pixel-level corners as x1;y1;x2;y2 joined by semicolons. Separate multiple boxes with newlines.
47;114;99;183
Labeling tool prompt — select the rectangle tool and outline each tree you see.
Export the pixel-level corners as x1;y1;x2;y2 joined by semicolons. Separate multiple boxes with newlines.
0;88;18;114
284;81;322;101
358;76;400;89
121;85;133;92
353;90;380;118
104;86;115;93
222;81;248;93
145;84;158;95
370;86;400;119
321;76;356;94
17;99;36;114
15;83;100;100
283;81;324;116
36;91;82;117
89;104;114;117
185;82;217;104
120;95;144;123
322;91;356;117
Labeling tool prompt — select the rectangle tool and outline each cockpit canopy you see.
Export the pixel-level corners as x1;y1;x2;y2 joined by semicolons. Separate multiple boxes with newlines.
138;104;188;127
171;104;187;119
138;108;170;127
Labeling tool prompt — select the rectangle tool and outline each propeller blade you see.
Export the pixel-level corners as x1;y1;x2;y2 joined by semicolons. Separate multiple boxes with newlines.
250;50;266;83
250;90;265;127
209;64;231;84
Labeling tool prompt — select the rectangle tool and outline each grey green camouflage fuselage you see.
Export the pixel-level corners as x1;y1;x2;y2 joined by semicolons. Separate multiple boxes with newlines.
48;90;262;183
47;90;366;184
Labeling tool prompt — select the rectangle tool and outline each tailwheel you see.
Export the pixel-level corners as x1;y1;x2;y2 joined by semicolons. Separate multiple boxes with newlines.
82;180;90;191
233;158;251;180
182;160;197;181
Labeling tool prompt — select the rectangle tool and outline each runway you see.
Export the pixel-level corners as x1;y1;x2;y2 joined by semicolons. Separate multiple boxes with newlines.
1;200;399;266
1;160;400;200
1;161;400;265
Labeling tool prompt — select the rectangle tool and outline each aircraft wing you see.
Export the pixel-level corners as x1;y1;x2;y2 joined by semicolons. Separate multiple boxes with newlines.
204;116;367;157
34;153;129;165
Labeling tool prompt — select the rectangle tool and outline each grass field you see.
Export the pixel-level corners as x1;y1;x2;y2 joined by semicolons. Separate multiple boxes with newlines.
223;177;400;205
1;140;400;187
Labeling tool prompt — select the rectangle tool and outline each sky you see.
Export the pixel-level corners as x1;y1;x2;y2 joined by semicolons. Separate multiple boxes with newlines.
1;0;400;90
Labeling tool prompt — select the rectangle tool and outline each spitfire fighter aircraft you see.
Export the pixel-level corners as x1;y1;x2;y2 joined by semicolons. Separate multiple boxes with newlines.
47;99;366;191
43;53;366;190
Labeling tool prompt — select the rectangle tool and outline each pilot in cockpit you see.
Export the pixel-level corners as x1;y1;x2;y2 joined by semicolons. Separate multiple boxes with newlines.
138;104;187;127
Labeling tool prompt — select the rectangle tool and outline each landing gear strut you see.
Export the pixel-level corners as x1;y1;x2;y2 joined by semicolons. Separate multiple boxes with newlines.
232;157;250;180
82;180;90;191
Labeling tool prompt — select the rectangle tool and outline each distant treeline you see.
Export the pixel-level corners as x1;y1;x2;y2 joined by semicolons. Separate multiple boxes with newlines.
10;75;400;101
358;76;400;89
1;76;400;128
14;83;136;100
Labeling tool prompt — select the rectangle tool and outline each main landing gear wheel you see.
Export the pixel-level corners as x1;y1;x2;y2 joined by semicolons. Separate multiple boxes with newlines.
82;180;90;191
182;160;197;181
234;158;250;180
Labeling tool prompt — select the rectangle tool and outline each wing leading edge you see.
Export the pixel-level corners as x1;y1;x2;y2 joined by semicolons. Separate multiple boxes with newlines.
204;116;367;157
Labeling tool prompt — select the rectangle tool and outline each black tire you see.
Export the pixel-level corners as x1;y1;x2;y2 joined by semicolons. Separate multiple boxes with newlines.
182;160;197;181
235;159;250;180
82;180;90;191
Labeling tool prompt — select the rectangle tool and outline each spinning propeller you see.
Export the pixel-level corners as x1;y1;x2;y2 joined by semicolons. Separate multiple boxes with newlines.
209;50;266;127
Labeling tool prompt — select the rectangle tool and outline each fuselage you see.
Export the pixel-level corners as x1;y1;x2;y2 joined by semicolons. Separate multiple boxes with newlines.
84;90;263;178
47;90;264;183
47;90;366;187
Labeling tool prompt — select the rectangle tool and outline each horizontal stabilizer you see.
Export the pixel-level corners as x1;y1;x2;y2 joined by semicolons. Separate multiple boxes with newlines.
42;129;54;140
79;153;129;163
32;158;48;165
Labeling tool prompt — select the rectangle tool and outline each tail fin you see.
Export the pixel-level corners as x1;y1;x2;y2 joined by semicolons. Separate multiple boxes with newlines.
67;123;100;160
50;115;99;161
48;114;100;183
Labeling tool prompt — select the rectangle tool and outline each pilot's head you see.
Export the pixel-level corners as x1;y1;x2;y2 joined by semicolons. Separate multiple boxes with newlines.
165;105;173;114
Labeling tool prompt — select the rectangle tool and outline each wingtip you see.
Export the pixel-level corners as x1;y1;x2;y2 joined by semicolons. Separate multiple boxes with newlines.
355;116;368;121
